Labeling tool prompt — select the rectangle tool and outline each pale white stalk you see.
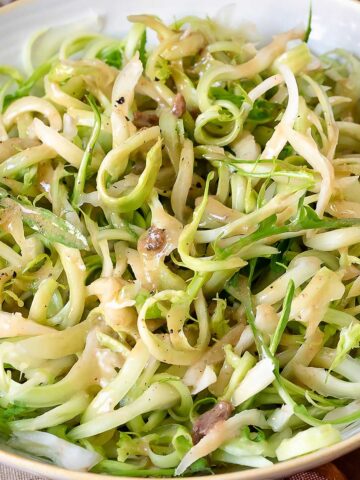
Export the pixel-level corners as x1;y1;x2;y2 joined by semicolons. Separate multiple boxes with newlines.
112;55;143;113
283;125;334;217
261;64;299;159
255;256;321;305
276;425;340;461
282;329;324;378
303;74;339;160
304;227;360;251
323;400;360;424
0;312;54;338
44;77;90;110
190;365;217;395
232;358;275;406
175;409;267;475
290;267;344;337
294;365;360;398
32;118;83;168
70;382;180;439
11;392;90;431
82;340;150;421
3;96;62;131
171;139;194;223
312;348;360;383
67;108;112;133
195;192;296;244
0;115;8;141
248;73;283;102
49;244;86;328
9;431;102;471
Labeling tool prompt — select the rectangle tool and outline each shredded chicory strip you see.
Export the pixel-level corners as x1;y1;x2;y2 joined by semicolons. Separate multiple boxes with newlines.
0;9;359;477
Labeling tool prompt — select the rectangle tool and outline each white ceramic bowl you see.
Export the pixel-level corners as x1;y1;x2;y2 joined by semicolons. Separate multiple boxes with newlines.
0;0;360;478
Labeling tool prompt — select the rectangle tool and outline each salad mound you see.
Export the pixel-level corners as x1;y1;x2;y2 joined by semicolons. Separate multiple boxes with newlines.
0;10;359;477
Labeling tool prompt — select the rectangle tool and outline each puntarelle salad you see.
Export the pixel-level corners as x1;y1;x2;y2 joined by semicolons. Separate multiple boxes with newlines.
0;8;359;478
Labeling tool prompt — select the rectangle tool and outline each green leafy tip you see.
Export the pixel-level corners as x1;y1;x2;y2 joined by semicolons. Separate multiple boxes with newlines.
1;198;88;250
304;3;313;43
72;94;101;208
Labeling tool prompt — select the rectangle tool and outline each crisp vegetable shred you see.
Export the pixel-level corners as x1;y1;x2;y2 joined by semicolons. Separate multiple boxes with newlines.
0;11;359;477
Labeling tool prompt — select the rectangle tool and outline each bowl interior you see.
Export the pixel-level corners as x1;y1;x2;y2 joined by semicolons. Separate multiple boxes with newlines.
1;0;360;68
0;0;360;479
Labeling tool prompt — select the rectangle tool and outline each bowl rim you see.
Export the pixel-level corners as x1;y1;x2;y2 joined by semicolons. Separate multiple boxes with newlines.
0;0;360;478
0;430;359;480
